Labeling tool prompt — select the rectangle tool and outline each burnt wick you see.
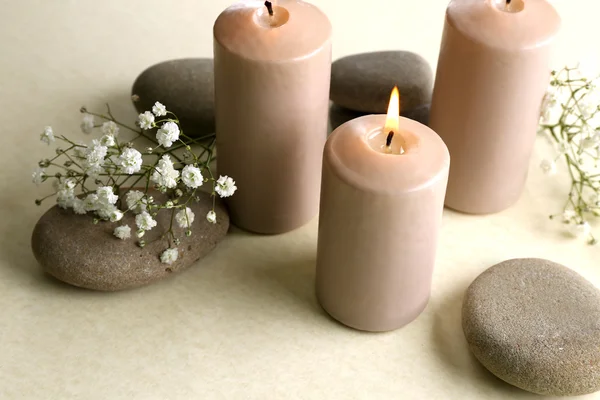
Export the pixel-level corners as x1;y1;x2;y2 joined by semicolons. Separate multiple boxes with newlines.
386;131;394;148
265;1;274;16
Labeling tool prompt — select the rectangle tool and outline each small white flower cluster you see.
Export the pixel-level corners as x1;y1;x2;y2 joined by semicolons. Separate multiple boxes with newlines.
539;65;600;244
34;101;237;264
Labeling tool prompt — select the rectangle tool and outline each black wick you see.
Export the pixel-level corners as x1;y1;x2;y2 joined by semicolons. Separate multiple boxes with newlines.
506;0;511;4
386;131;394;148
265;1;274;16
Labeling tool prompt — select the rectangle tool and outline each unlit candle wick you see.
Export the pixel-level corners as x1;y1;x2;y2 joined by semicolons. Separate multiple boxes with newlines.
386;131;394;148
265;1;274;16
506;0;511;4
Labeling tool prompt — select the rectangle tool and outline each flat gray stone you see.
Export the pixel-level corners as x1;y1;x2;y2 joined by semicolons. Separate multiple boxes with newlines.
132;58;214;138
329;103;430;132
330;51;432;114
31;192;228;291
462;258;600;396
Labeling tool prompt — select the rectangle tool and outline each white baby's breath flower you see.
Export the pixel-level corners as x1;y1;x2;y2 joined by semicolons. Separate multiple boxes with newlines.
56;190;75;209
72;198;87;215
118;148;143;174
562;209;577;223
32;168;46;184
109;209;124;222
581;132;600;149
73;142;87;159
206;210;217;224
569;221;591;238
152;102;167;117
540;87;558;123
100;134;116;147
96;186;118;205
540;159;557;175
96;203;117;220
125;190;146;214
138;111;155;130
160;248;178;265
156;121;180;148
81;114;95;134
135;211;157;231
175;207;195;228
215;175;237;198
113;225;131;240
151;155;179;188
83;140;108;178
40;126;55;145
83;193;99;211
181;165;203;189
101;121;119;137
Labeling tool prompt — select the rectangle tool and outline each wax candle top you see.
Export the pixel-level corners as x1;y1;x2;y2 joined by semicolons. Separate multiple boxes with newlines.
214;0;332;61
447;0;560;50
327;115;450;193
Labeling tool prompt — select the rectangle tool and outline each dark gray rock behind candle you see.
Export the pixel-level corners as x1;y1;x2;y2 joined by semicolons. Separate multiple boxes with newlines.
132;58;215;137
462;258;600;396
31;192;229;291
329;103;430;132
330;51;433;114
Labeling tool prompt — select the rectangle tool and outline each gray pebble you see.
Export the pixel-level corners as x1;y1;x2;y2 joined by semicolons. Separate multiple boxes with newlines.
462;258;600;396
132;58;215;138
31;192;228;291
330;51;432;114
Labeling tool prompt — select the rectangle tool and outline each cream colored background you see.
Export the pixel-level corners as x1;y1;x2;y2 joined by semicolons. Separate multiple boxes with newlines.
1;0;599;399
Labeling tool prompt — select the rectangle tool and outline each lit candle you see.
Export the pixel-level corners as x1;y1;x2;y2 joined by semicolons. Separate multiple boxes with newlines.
213;0;332;234
315;88;450;332
429;0;560;214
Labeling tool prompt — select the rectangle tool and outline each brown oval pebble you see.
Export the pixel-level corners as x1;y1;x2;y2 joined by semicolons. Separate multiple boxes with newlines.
462;258;600;396
132;58;215;137
31;192;228;291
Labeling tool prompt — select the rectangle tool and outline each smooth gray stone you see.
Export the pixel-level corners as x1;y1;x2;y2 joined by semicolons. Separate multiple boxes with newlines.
330;51;433;114
132;58;214;138
329;103;430;132
462;258;600;396
31;192;228;291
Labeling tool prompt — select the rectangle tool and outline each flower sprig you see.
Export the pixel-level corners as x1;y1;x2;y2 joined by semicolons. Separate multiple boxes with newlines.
33;100;237;263
539;64;600;244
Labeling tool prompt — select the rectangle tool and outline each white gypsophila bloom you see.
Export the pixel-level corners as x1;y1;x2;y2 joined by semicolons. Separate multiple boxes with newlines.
160;248;179;265
81;114;95;134
135;211;157;231
540;87;558;123
151;155;179;189
125;190;146;214
96;186;118;206
113;225;131;240
540;159;557;176
40;126;55;145
138;111;155;130
57;189;75;209
581;132;600;149
118;148;143;174
206;210;217;224
215;175;237;198
563;209;577;222
83;193;99;211
96;204;117;220
100;134;116;147
101;121;119;137
175;207;195;228
109;209;124;222
32;168;45;184
83;140;108;178
72;198;87;215
156;121;180;148
152;102;167;117
181;165;203;189
580;89;600;118
569;221;591;238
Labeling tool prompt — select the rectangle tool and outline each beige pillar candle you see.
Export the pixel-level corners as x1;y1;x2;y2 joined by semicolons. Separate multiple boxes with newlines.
213;0;332;234
316;88;450;332
429;0;560;214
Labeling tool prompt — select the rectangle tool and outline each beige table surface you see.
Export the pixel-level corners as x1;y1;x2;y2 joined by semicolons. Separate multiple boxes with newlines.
2;0;600;399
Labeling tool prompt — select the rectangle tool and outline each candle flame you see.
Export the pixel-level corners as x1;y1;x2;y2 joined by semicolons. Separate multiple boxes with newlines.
384;86;400;137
